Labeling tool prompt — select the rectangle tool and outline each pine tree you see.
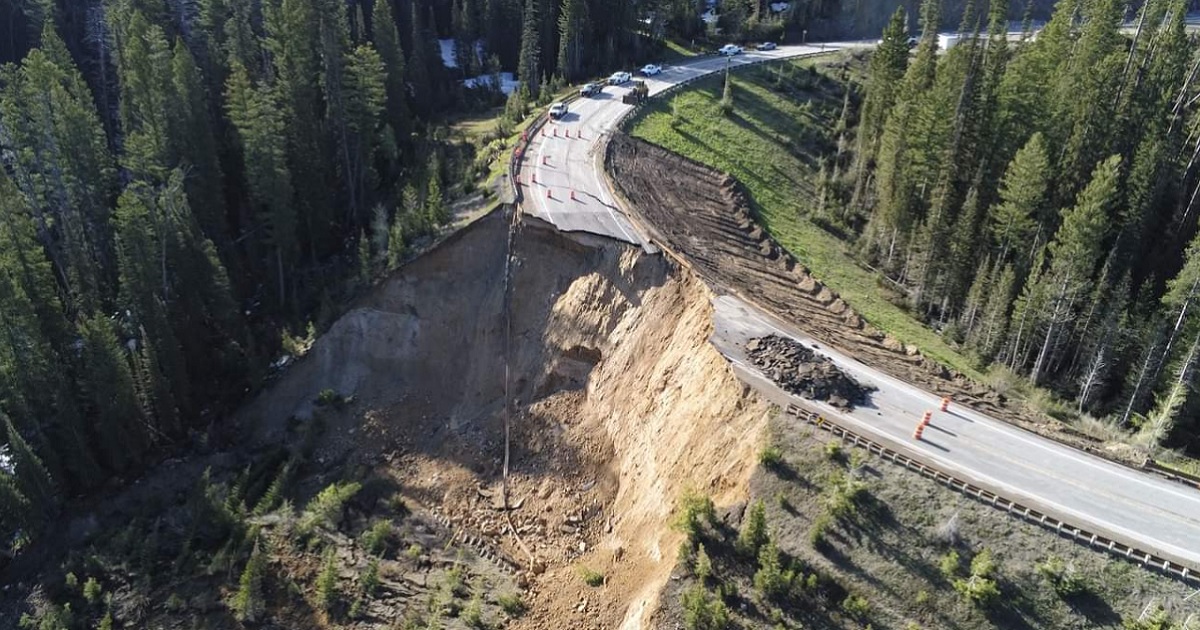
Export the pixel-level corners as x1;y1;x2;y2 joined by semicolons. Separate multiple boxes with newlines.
225;62;296;305
517;0;541;95
373;0;412;166
988;133;1050;266
852;7;909;210
425;159;448;225
1026;155;1121;383
557;0;587;81
233;543;267;622
77;315;148;472
736;499;768;558
110;5;174;182
169;39;228;241
2;414;55;519
316;548;338;611
0;25;117;311
344;43;389;221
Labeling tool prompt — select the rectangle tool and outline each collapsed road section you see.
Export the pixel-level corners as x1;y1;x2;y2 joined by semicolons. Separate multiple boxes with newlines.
746;335;874;410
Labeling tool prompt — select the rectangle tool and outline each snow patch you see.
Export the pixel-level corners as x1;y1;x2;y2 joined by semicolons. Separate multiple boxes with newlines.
701;9;718;23
769;2;789;12
463;72;521;95
439;38;458;68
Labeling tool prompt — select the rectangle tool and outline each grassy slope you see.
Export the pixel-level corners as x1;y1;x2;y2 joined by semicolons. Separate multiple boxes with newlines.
655;420;1192;629
628;56;984;381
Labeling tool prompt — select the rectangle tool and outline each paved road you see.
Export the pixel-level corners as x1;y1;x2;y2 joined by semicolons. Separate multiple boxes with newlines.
518;45;837;245
710;295;1200;572
520;44;1200;574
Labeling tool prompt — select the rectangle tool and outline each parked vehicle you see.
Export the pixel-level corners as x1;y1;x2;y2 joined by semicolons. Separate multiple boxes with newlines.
549;102;568;119
719;44;744;56
607;71;632;85
640;64;663;76
580;82;603;97
756;41;777;51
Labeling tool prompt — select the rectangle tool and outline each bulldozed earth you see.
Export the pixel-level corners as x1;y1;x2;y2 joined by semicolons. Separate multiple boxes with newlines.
605;133;1118;454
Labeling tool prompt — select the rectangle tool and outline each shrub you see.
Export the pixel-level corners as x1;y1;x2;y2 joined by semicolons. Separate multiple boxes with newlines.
315;388;346;408
939;550;961;579
914;589;931;608
231;546;266;622
361;558;380;598
694;544;713;583
824;440;843;460
681;584;730;630
953;549;1000;606
809;511;832;548
463;594;486;628
825;473;867;521
1036;555;1087;597
64;572;78;590
497;593;526;617
82;577;102;605
841;594;870;620
953;575;1000;606
362;520;393;556
579;566;605;587
444;564;467;597
316;549;339;612
299;482;362;534
736;500;769;558
673;489;717;546
753;540;795;602
405;543;423;562
758;445;784;469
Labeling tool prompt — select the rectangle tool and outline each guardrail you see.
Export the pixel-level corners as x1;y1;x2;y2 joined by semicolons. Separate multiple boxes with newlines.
785;402;1200;586
597;46;1200;587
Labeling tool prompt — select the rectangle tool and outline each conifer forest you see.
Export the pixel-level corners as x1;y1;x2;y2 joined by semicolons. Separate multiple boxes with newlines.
3;0;1200;617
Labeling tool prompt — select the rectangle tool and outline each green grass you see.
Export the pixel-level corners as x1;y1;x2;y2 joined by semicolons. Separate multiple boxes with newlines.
628;57;984;381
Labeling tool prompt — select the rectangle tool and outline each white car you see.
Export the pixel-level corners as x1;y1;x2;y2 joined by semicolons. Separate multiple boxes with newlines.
640;64;662;76
718;44;743;56
607;71;632;85
548;102;567;119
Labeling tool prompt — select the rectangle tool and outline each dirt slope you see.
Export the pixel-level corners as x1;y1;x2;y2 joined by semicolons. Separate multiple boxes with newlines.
605;133;1111;452
234;208;771;628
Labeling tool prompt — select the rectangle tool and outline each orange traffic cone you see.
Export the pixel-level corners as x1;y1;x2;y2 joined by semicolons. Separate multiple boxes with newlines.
940;397;950;412
542;155;548;165
913;424;925;440
570;189;576;201
531;172;537;184
546;188;552;199
921;410;932;426
553;127;558;137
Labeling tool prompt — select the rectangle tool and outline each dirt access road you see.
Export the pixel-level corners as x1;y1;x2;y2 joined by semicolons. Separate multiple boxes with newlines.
603;133;1200;578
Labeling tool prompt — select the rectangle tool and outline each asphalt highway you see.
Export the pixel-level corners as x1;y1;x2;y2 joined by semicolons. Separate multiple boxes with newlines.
519;44;1200;575
519;45;836;245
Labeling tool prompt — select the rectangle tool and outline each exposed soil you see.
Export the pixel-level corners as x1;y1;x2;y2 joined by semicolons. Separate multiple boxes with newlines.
746;335;874;410
605;133;1109;454
232;208;772;629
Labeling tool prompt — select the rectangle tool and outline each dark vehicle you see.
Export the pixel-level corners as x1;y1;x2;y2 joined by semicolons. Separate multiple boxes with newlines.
621;81;650;105
580;82;602;97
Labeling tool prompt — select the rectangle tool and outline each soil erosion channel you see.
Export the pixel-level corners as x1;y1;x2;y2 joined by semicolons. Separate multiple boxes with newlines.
237;209;770;629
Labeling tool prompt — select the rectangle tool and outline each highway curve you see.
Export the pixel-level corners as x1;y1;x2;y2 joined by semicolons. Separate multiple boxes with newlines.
514;45;1200;578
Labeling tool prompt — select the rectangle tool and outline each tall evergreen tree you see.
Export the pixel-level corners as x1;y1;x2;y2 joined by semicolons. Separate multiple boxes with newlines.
557;0;588;81
517;0;541;95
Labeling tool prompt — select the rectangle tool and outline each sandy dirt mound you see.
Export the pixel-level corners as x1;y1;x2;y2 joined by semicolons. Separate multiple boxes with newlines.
746;335;874;410
235;208;770;629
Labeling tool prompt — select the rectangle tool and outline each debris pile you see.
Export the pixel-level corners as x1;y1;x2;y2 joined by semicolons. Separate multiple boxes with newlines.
746;335;874;410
